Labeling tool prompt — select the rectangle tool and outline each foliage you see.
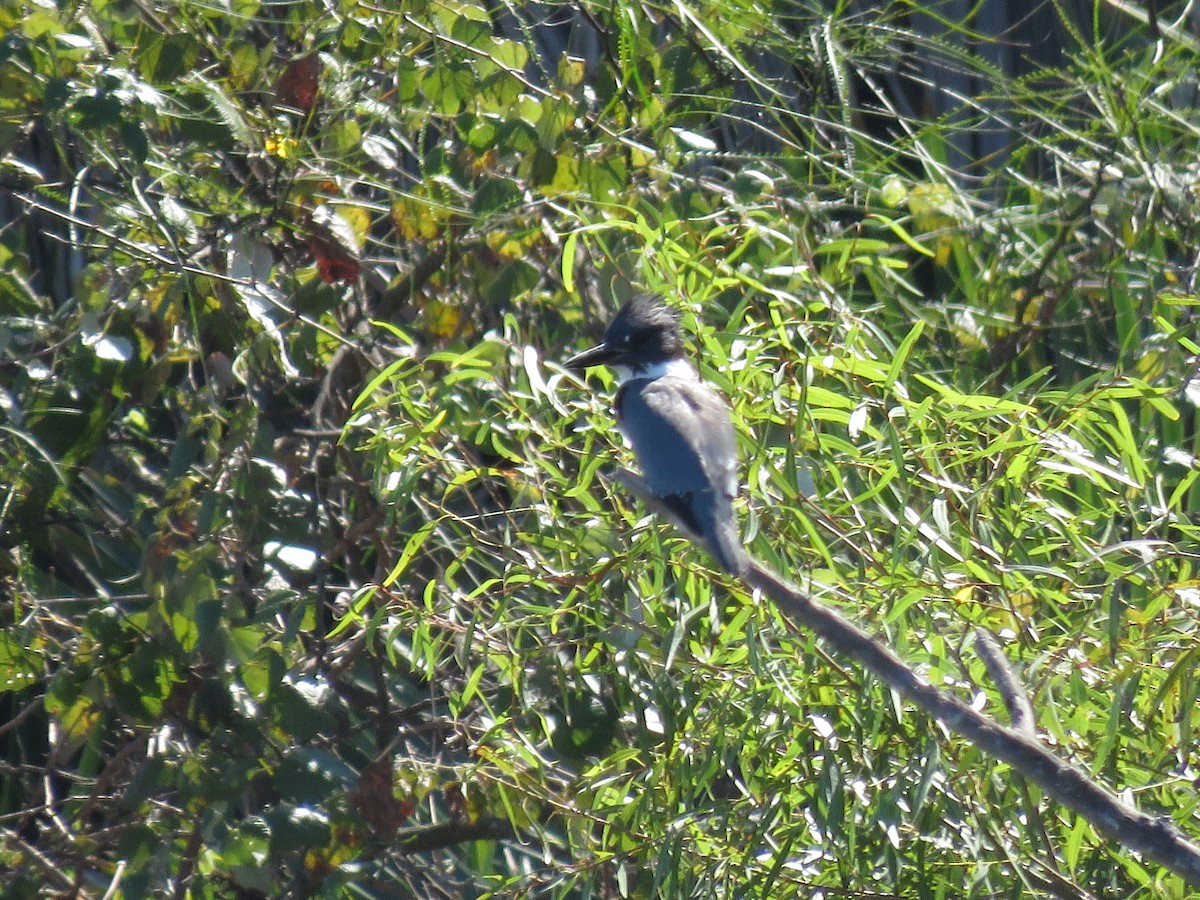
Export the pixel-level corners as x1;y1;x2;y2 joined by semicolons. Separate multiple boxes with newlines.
1;0;1200;896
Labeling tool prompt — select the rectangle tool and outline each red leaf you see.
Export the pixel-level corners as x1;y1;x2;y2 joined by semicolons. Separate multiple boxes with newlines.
276;52;321;113
349;758;412;836
308;233;359;284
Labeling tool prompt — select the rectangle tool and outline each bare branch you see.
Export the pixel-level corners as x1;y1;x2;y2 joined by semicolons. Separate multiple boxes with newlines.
974;628;1036;736
0;828;77;890
611;468;1200;886
395;817;514;855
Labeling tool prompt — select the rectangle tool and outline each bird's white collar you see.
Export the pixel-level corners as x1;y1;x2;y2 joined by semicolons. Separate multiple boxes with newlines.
614;357;698;386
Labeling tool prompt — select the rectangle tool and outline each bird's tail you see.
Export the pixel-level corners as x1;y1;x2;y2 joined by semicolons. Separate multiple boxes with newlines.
662;491;747;576
706;512;747;577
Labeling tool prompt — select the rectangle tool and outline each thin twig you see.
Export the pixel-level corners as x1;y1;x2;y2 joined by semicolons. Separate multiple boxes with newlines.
100;860;127;900
974;628;1036;736
611;468;1200;887
171;819;203;900
0;695;43;739
0;827;79;891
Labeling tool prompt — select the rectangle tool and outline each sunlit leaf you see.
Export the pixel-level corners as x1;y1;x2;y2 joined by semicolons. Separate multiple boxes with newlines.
0;632;40;694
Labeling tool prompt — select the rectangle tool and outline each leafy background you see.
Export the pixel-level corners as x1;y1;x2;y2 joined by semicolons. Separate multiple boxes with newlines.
2;0;1200;896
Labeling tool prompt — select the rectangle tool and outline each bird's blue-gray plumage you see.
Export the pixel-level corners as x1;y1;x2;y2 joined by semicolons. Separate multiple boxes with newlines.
565;294;746;575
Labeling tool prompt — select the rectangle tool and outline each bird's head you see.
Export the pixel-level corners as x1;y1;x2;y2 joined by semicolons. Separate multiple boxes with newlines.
564;294;685;375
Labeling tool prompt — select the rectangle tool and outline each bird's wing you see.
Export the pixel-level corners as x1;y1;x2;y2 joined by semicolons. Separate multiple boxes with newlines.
619;376;746;573
618;377;739;502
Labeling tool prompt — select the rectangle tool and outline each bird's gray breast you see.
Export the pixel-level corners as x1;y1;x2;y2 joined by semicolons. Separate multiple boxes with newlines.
615;376;738;501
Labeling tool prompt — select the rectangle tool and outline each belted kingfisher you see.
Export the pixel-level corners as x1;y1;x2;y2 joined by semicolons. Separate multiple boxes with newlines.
565;294;747;576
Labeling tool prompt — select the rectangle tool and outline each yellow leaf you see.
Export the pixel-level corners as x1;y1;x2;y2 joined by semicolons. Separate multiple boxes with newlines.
423;298;461;339
264;134;298;159
392;196;443;241
934;237;953;266
337;205;371;243
558;54;586;87
880;174;908;208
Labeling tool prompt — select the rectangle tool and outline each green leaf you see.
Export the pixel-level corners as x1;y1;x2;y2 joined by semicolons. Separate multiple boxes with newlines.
424;62;472;116
0;631;41;694
266;803;331;853
274;680;337;742
140;33;198;84
383;518;441;587
274;747;356;804
71;92;123;128
192;74;256;148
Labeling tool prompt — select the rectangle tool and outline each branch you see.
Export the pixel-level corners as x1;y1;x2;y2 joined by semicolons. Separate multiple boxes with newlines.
974;628;1036;736
395;817;514;855
611;469;1200;886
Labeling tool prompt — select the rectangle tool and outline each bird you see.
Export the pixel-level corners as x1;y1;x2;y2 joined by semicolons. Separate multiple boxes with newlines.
565;293;747;576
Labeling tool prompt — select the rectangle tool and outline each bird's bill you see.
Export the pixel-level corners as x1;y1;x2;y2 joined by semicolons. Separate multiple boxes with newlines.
563;341;617;370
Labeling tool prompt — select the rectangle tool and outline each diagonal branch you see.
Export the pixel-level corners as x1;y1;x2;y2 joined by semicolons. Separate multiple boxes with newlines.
395;817;514;855
611;469;1200;887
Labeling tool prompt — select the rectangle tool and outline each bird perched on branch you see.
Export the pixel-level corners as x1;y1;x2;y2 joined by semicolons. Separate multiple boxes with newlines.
565;294;746;576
